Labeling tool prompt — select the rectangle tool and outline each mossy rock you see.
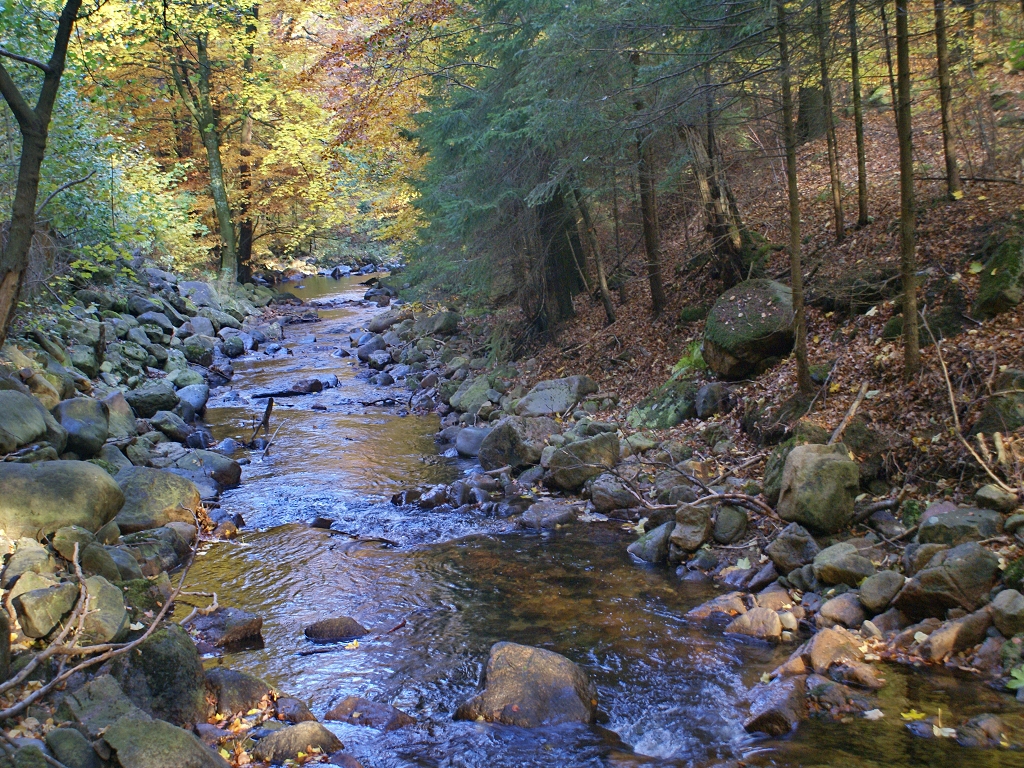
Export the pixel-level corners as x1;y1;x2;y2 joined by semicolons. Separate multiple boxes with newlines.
626;371;698;429
763;419;830;506
971;369;1024;436
972;234;1024;319
678;305;709;324
881;307;964;346
703;279;794;380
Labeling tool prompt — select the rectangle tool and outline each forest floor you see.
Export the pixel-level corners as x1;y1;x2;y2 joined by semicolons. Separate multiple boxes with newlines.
508;83;1024;506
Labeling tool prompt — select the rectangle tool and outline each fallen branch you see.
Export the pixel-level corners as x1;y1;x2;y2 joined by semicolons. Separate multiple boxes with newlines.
829;381;868;445
177;590;220;627
260;419;286;460
249;397;273;443
851;497;899;525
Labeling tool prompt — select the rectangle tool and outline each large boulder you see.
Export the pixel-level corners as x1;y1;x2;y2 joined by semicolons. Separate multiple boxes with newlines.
102;392;138;439
971;369;1024;436
125;380;179;419
916;504;1002;545
702;279;795;380
0;461;123;538
776;444;859;534
205;668;274;717
251;722;343;763
0;390;48;453
765;523;820;575
114;468;201;533
52;398;109;457
545;432;620;491
893;541;1000;620
812;542;875;587
112;624;207;726
478;416;557;472
514;376;598;418
178;281;221;310
454;642;597;727
625;371;698;430
455;426;492;458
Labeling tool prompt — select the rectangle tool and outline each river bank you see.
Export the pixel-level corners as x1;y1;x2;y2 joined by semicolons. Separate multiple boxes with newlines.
1;269;1023;767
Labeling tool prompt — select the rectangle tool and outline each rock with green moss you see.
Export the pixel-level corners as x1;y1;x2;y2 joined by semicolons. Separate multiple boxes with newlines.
972;234;1024;319
971;369;1024;436
763;420;830;506
113;624;207;725
703;279;795;380
625;371;698;429
103;714;230;768
777;444;860;533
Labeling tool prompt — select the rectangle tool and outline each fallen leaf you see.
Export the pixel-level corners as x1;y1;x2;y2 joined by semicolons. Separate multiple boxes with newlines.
864;709;884;721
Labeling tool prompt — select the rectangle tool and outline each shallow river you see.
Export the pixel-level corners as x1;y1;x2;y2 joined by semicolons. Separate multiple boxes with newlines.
184;276;1024;767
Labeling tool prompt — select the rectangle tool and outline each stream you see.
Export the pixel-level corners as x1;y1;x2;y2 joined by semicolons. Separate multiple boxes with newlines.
183;276;1024;767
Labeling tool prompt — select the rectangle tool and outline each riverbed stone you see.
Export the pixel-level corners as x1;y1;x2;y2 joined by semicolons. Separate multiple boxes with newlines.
52;398;109;457
803;627;864;674
304;617;369;642
893;541;1000;620
817;594;866;629
713;505;747;544
80;543;122;582
743;675;806;737
455;426;492;458
812;543;875;587
0;391;47;453
125;380;179;419
916;505;1002;545
591;473;637;512
991;589;1024;637
171;450;241;488
777;444;860;534
519;500;576;529
191;607;263;647
205;668;274;716
545;432;619;491
858;570;906;614
703;279;795;380
670;505;712;552
275;697;315;724
624;371;698;430
55;675;148;738
626;521;674;563
103;714;230;768
52;525;96;561
12;583;77;638
976;484;1019;512
3;540;56;589
176;384;209;415
252;722;343;763
515;376;598;418
919;609;992;661
478;416;557;471
0;461;124;538
44;728;100;768
150;411;192;443
325;696;415;731
726;607;783;641
454;642;597;727
102;392;138;439
765;523;820;575
114;467;201;533
113;624;207;726
81;575;128;644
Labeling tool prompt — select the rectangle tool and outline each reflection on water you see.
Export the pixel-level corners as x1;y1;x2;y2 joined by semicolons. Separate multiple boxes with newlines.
187;275;1024;767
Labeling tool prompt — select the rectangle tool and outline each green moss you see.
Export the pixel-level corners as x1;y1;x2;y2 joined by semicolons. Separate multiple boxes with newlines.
704;279;793;349
901;499;925;528
678;305;709;324
972;234;1024;319
1004;556;1024;592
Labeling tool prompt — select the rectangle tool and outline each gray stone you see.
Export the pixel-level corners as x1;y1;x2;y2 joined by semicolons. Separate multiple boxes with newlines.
325;697;414;731
713;505;747;544
919;610;992;661
858;570;906;614
3;540;56;589
303;616;369;642
125;380;179;419
743;676;806;737
102;392;138;439
695;382;732;419
252;722;343;763
449;375;492;414
55;675;147;738
171;450;241;488
52;525;96;561
182;336;215;367
107;546;144;580
205;668;274;716
113;624;207;726
766;523;820;575
893;541;1000;620
103;714;230;768
12;583;77;638
45;727;101;768
97;444;132;473
0;391;47;453
454;642;597;727
176;384;209;414
114;467;201;533
150;411;192;442
726;607;783;641
178;281;221;310
455;426;492;458
515;376;598;418
703;279;795;379
81;576;128;644
991;589;1024;637
545;432;620;491
777;444;860;534
812;543;875;587
591;473;637;512
976;484;1019;512
478;416;557;472
519;500;576;529
0;461;124;539
190;607;263;647
818;594;866;629
917;505;1003;545
80;543;122;582
51;398;108;457
670;504;712;552
625;371;698;430
626;521;674;563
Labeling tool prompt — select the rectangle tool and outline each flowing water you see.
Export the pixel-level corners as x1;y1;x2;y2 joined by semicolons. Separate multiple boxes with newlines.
184;276;1024;767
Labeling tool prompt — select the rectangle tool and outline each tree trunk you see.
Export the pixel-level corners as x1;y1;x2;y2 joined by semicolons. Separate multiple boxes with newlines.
573;188;616;324
849;0;870;225
880;0;899;122
779;0;813;394
895;0;920;378
797;86;827;143
0;0;83;347
637;131;668;315
237;5;258;284
934;0;962;199
533;190;583;331
816;0;845;242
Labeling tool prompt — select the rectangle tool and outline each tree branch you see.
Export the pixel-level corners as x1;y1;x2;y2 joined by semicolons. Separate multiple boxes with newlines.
0;47;51;73
35;170;97;216
0;60;38;131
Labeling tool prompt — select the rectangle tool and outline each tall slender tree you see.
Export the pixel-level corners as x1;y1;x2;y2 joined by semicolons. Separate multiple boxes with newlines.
849;0;869;225
816;0;845;241
895;0;920;377
637;130;668;315
779;0;812;394
934;0;962;199
0;0;83;347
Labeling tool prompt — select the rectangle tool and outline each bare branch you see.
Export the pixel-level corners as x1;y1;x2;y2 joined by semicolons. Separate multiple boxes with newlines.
0;47;51;73
35;170;97;217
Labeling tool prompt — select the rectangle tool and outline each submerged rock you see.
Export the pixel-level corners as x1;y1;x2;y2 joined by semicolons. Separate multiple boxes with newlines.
304;617;369;643
325;696;415;731
251;722;343;763
454;642;597;727
743;675;806;737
